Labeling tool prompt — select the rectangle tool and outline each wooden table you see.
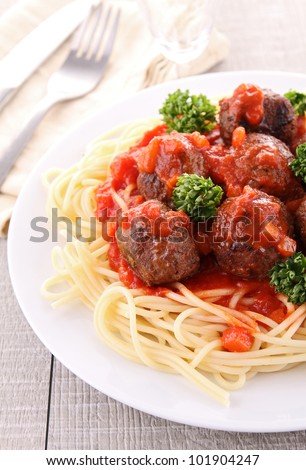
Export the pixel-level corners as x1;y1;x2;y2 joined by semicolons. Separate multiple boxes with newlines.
1;0;306;450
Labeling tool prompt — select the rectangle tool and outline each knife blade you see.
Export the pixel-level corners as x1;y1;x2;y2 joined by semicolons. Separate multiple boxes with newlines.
0;0;100;111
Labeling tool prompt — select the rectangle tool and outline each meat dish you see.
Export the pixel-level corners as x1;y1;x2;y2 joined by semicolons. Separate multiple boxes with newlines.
43;81;306;405
100;82;306;286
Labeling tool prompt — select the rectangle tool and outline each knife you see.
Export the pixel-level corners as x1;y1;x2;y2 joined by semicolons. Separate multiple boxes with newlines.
0;0;100;111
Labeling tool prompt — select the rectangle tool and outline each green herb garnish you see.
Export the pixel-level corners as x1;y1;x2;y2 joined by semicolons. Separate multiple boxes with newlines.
173;173;223;221
269;252;306;305
284;90;306;115
159;89;217;133
289;142;306;184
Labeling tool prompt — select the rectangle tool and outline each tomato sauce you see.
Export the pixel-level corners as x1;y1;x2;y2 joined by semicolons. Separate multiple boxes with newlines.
222;83;264;127
134;123;167;148
108;240;144;289
185;256;286;324
96;125;167;229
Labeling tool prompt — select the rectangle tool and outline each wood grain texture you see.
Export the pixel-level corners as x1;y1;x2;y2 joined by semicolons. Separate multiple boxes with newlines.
1;0;306;450
0;240;50;449
47;362;306;450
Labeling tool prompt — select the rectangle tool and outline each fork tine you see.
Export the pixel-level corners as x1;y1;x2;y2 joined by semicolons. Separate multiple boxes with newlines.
70;3;103;52
81;3;104;56
70;6;94;52
92;6;112;58
94;8;121;62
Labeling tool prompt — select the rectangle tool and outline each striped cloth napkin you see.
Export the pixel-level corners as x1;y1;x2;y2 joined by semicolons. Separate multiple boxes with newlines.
0;0;229;237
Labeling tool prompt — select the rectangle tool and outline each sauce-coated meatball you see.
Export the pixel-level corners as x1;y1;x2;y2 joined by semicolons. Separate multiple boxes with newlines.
219;84;296;146
137;131;209;203
116;200;200;285
206;133;304;200
209;186;296;279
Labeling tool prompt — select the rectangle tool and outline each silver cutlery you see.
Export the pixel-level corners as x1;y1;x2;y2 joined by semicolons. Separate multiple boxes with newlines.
0;0;100;111
0;3;120;188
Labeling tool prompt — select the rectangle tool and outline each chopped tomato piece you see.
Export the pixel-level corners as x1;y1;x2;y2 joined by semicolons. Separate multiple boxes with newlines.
166;174;179;190
221;326;254;352
185;132;210;149
263;221;281;242
232;126;246;148
137;138;160;173
276;235;296;257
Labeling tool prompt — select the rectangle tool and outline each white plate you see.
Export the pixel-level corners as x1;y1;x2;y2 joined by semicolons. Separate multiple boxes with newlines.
8;71;306;432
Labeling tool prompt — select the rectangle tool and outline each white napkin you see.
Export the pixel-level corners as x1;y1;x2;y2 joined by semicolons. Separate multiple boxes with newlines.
0;0;229;237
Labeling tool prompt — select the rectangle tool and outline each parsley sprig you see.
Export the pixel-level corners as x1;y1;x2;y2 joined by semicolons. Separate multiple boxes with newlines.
159;89;217;133
173;174;223;221
284;90;306;116
269;252;306;305
289;143;306;184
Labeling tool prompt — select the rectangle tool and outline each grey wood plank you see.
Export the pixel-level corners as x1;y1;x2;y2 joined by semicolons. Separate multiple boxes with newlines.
48;361;306;450
0;239;50;449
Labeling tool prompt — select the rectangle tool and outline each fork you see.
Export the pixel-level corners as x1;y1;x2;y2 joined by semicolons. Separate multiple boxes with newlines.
0;3;120;188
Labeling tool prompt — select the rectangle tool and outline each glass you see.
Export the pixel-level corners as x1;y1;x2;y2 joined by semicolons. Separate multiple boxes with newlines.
137;0;220;64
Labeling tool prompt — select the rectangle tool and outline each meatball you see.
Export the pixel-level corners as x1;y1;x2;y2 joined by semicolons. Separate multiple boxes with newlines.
219;84;296;146
232;133;303;200
295;196;306;247
137;131;209;203
206;133;304;200
209;186;296;279
116;200;200;285
219;83;264;146
254;89;297;145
